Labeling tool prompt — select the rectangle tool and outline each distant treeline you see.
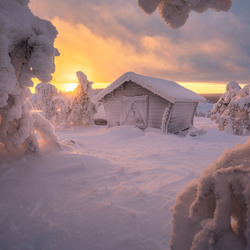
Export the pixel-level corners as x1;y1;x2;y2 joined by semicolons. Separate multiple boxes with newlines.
200;93;222;103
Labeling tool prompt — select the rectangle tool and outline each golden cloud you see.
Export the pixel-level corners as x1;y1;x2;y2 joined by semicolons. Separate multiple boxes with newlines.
48;17;242;93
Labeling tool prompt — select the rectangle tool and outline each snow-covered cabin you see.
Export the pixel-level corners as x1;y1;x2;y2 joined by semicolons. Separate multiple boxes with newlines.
92;72;205;133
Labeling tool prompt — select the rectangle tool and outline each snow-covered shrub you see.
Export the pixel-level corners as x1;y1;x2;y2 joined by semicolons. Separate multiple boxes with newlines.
31;111;59;148
0;0;59;155
67;71;96;127
52;95;71;128
170;140;250;250
35;82;58;121
211;81;250;135
32;83;70;127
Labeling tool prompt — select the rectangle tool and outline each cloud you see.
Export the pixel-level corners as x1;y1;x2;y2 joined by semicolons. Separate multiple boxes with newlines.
49;17;175;85
29;0;250;89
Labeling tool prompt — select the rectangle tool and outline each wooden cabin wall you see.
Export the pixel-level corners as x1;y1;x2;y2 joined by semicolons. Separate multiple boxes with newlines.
103;81;170;129
167;102;198;133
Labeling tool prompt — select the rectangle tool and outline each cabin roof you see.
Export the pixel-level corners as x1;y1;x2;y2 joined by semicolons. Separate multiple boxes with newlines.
92;72;205;104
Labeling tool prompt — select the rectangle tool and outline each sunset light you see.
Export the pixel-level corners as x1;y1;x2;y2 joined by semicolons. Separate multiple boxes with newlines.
3;1;250;250
28;1;250;95
65;82;78;92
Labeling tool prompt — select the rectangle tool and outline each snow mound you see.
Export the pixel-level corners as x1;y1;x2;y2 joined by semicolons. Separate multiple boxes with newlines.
1;118;249;249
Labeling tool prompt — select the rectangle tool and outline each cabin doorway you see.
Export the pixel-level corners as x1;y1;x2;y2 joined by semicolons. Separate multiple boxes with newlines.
120;95;148;129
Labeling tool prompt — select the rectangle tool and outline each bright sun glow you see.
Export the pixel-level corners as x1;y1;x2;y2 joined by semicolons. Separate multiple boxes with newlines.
65;83;78;92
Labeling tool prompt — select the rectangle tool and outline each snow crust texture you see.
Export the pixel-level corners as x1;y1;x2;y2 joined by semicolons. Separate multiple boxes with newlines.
1;117;248;250
0;0;59;155
170;137;250;250
138;0;232;28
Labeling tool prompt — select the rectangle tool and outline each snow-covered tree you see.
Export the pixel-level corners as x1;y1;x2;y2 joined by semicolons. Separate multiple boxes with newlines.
211;81;250;135
35;82;58;122
52;95;71;128
67;71;96;127
0;0;59;155
170;141;250;250
138;0;232;29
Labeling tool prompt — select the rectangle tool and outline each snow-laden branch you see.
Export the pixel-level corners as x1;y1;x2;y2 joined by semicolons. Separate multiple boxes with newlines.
138;0;232;28
170;139;250;249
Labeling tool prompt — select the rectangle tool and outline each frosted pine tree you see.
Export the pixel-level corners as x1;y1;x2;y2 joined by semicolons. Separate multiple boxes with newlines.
211;81;240;132
35;82;58;122
67;71;96;127
0;0;59;155
52;96;71;128
211;81;250;135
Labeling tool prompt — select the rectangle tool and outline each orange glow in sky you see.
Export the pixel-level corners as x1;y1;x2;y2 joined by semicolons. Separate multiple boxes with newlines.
28;1;250;95
178;82;227;94
38;17;223;94
64;83;78;92
29;17;238;95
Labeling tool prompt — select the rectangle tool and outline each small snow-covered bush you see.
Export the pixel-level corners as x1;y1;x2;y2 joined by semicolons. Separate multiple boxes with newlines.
52;95;71;127
35;82;58;121
170;139;250;250
211;81;250;135
0;0;59;155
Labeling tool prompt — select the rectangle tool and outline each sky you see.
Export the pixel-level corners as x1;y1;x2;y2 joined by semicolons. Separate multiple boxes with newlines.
29;0;250;93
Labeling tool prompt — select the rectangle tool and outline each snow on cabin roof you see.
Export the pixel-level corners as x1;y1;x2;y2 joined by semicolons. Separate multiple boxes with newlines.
92;72;205;104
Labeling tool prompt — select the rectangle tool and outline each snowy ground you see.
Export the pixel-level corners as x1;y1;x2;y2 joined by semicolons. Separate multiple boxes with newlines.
0;117;248;250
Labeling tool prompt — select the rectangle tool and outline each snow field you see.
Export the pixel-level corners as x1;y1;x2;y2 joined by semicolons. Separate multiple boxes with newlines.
0;117;248;250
